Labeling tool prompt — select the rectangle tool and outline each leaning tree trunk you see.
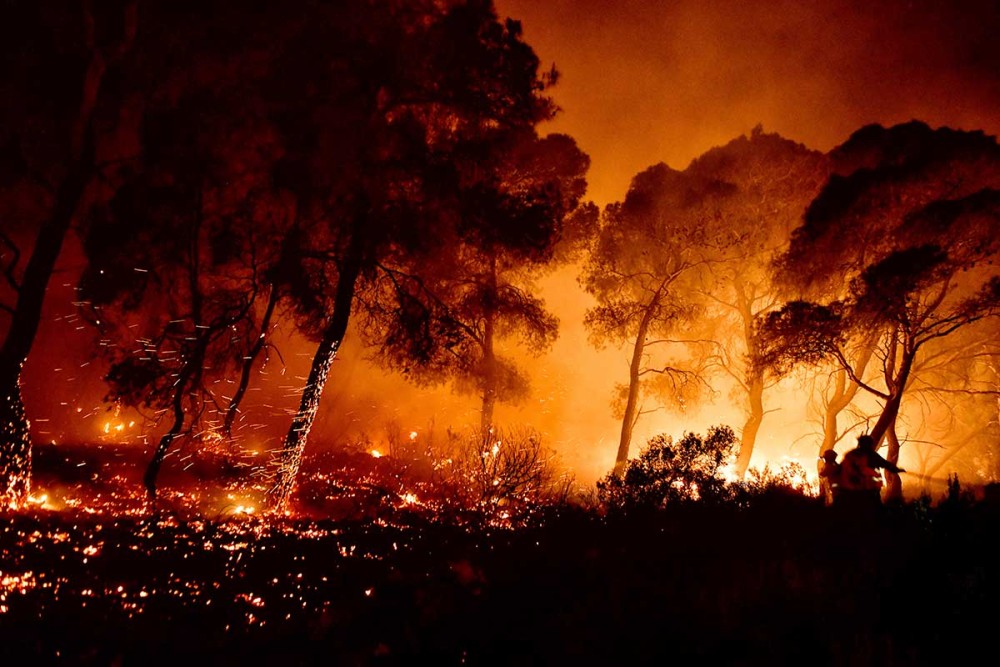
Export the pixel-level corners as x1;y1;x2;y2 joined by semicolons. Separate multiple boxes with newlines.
883;419;903;502
223;284;279;438
734;373;765;478
267;245;364;509
143;360;196;499
868;348;914;502
613;301;656;477
0;1;134;507
869;351;913;447
0;128;94;506
0;364;31;507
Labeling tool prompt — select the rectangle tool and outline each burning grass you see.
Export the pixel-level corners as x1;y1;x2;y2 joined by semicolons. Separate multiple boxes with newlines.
2;439;998;664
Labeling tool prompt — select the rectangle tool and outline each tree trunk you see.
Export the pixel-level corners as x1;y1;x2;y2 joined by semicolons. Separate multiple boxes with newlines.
0;2;134;507
613;300;656;477
480;319;497;433
223;284;279;438
480;257;498;432
0;127;94;506
868;347;914;502
734;373;764;477
869;353;914;446
883;419;903;502
143;366;191;499
268;242;364;508
734;286;765;478
817;340;874;470
143;330;211;498
0;367;31;507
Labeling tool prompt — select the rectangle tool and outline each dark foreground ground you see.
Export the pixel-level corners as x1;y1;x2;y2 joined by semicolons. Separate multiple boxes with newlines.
2;443;997;665
2;496;997;666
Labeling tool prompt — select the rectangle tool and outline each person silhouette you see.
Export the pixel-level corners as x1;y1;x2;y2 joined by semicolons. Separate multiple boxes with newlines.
839;434;904;507
818;449;842;506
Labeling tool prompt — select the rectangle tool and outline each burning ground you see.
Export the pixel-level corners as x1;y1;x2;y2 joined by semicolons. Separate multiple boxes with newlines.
2;464;999;664
0;441;997;664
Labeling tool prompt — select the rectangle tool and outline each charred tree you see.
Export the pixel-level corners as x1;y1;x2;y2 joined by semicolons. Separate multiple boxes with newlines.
0;1;136;505
268;230;364;506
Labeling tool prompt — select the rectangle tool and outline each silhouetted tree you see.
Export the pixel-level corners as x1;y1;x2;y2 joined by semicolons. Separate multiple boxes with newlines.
681;128;827;476
760;122;1000;499
904;328;1000;487
267;1;563;507
0;0;136;506
80;92;291;497
361;132;593;430
583;164;740;476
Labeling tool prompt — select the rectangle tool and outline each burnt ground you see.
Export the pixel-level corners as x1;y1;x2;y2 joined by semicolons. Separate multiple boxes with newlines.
1;444;997;665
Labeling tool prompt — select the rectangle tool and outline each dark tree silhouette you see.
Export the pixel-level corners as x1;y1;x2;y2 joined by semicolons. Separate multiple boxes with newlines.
680;128;827;476
361;131;593;430
266;1;563;507
582;165;726;476
760;122;1000;499
0;0;136;506
80;92;291;497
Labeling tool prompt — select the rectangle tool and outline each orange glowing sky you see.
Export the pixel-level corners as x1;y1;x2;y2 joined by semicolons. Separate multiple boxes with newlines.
497;0;1000;206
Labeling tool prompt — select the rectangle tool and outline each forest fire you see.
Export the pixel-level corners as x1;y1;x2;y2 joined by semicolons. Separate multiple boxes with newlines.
2;0;1000;662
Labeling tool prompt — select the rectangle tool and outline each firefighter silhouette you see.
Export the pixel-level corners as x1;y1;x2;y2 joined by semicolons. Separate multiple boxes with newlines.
838;434;904;506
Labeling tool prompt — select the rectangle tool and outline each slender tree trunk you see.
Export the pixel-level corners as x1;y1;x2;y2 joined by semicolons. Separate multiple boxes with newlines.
480;312;497;433
480;257;498;432
223;284;279;437
817;340;874;468
869;352;914;446
867;347;914;502
735;373;765;477
143;302;258;498
143;361;195;499
613;300;656;477
143;327;213;498
883;419;903;502
733;286;763;477
821;370;852;452
268;241;364;508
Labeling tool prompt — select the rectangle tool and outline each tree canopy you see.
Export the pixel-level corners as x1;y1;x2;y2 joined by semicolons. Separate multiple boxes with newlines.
760;121;1000;498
